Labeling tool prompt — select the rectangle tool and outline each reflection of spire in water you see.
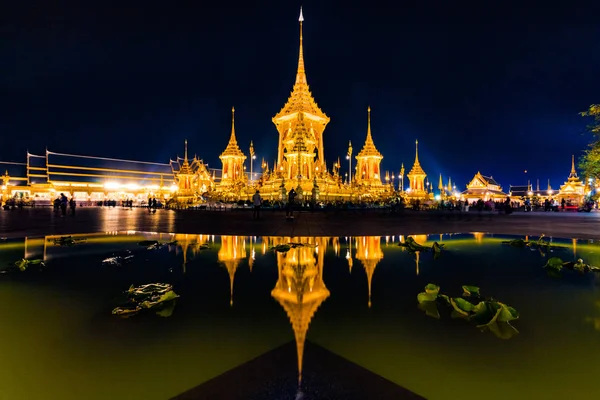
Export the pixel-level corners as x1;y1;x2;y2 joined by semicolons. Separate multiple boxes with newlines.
218;235;247;306
270;236;330;387
473;232;484;243
572;238;577;258
248;236;256;272
415;251;420;276
355;236;383;308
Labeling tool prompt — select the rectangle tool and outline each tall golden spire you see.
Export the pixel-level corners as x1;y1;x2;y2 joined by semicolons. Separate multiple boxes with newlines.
438;173;443;191
356;106;382;158
220;107;245;158
296;7;306;85
184;139;188;161
571;154;576;175
415;140;420;165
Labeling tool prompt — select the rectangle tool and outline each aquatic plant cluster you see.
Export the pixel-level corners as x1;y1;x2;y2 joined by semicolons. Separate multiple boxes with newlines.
112;283;180;318
417;284;520;339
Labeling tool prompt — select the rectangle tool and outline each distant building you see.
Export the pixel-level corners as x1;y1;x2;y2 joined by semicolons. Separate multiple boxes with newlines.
461;172;507;202
558;155;586;204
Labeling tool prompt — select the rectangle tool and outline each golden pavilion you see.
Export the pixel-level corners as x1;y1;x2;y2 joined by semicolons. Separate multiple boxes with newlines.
557;155;586;203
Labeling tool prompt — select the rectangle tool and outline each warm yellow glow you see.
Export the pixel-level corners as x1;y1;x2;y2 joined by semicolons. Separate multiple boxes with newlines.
104;181;120;189
170;184;178;192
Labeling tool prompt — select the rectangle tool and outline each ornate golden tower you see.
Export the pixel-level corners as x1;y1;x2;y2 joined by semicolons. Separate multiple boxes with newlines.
270;236;330;385
272;7;330;186
218;235;247;306
219;108;247;186
354;236;383;307
174;140;196;200
355;107;383;186
407;140;427;195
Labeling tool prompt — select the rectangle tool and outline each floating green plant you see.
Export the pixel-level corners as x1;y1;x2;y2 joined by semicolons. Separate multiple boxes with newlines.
502;234;564;250
399;237;445;254
112;283;179;318
53;236;87;246
543;257;600;274
270;242;317;253
2;258;46;274
417;283;519;339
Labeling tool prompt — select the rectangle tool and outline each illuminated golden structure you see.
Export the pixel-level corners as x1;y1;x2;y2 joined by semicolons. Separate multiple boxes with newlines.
270;236;330;385
0;141;213;206
354;236;383;307
405;140;430;200
461;171;507;201
218;235;247;306
558;155;585;203
219;107;247;189
355;108;385;193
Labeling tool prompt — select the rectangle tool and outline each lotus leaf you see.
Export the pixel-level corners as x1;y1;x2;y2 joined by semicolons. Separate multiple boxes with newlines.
271;244;292;253
544;257;564;271
450;297;476;317
417;283;440;303
476;303;519;339
114;283;179;318
418;301;440;319
53;236;86;246
155;300;177;317
462;285;480;297
502;238;526;247
432;242;445;253
13;258;45;272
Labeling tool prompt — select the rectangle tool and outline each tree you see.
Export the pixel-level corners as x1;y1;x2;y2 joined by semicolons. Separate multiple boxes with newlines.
579;105;600;179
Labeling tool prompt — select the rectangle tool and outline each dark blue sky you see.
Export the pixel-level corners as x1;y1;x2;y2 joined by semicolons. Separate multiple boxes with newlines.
2;1;600;190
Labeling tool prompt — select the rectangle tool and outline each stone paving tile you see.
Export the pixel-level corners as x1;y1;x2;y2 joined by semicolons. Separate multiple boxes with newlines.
1;207;599;239
171;341;425;400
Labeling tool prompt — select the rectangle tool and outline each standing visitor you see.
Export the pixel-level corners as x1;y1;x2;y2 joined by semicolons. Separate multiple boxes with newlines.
286;188;297;218
59;193;68;216
69;197;76;215
252;190;262;220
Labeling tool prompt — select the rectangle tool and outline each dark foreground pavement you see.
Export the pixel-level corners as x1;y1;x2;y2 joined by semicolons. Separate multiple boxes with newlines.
172;341;424;400
1;207;599;239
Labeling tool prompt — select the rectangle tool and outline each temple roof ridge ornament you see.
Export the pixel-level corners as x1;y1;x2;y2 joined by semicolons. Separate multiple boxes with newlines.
178;139;193;175
356;106;383;159
220;107;246;159
273;7;329;123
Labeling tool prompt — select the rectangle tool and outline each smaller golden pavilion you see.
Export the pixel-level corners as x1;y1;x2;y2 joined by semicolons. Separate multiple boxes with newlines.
354;107;386;196
219;108;248;190
461;172;507;201
558;155;586;203
405;140;430;200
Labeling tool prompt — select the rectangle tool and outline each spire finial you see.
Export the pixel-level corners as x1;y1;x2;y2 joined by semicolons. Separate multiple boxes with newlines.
295;7;307;85
571;154;576;174
229;107;237;144
414;140;420;164
366;106;373;141
184;139;188;161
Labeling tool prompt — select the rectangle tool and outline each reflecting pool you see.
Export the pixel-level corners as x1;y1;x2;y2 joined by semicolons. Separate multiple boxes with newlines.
1;232;600;400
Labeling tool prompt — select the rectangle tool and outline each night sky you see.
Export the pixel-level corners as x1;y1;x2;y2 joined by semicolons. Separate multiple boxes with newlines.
3;1;600;190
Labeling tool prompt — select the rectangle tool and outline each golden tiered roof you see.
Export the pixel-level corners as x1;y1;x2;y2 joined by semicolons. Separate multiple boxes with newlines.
220;107;246;160
273;8;329;123
356;107;383;159
408;140;426;176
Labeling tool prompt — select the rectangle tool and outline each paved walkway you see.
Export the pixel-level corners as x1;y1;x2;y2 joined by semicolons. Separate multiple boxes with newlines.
0;207;598;239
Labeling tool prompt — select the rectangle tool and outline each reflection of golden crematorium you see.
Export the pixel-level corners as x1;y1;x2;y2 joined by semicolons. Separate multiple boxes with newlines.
218;235;247;306
171;234;210;273
270;237;330;385
354;236;383;307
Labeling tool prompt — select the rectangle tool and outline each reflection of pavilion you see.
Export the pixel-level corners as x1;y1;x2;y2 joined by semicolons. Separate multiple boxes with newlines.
354;236;383;307
171;233;211;273
399;235;425;275
270;237;330;385
218;235;247;306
